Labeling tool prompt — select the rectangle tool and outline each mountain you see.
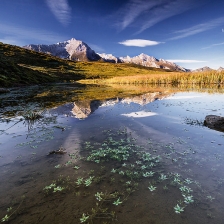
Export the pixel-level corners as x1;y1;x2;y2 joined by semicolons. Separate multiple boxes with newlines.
217;67;224;72
24;38;188;72
97;53;121;63
99;53;188;72
23;38;101;61
119;53;188;72
192;66;214;72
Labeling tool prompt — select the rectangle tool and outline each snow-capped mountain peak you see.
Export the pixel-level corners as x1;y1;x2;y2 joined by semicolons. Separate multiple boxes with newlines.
24;38;100;61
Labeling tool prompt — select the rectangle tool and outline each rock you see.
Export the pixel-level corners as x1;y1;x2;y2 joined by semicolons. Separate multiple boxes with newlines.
0;88;10;93
204;115;224;132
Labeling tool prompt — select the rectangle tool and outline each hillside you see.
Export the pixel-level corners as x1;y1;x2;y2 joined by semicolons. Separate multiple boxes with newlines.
0;42;171;87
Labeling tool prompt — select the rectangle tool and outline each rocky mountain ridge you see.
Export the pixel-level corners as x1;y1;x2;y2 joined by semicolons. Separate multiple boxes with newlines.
192;66;214;72
118;53;188;72
24;38;188;72
24;38;100;61
24;38;223;72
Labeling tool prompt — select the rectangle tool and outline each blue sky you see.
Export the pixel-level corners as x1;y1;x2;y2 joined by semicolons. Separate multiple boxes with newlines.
0;0;224;69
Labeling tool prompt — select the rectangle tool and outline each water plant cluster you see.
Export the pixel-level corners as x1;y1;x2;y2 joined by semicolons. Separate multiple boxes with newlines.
29;126;219;223
1;124;220;223
73;128;199;222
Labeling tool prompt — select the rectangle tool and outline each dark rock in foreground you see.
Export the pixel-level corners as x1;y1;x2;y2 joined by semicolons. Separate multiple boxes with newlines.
204;115;224;132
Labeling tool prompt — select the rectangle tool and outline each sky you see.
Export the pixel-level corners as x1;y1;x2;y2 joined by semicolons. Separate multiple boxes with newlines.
0;0;224;69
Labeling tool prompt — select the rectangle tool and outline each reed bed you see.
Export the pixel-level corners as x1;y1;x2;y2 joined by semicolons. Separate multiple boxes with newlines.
89;71;224;85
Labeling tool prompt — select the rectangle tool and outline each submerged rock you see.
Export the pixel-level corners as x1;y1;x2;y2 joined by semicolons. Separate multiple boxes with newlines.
0;88;10;93
204;115;224;132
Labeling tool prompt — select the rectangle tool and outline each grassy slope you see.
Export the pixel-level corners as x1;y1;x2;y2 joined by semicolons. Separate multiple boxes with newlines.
0;42;169;87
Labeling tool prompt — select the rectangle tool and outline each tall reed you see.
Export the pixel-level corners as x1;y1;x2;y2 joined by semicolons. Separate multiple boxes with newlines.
90;71;224;85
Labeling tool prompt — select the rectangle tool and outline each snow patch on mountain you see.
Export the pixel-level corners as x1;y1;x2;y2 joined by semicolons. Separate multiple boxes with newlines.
97;53;120;63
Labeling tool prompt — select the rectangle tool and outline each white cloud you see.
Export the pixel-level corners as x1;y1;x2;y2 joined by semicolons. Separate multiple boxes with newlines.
114;0;202;34
45;0;71;26
167;59;207;63
202;42;224;49
0;23;68;45
119;39;161;47
170;16;224;40
121;110;157;118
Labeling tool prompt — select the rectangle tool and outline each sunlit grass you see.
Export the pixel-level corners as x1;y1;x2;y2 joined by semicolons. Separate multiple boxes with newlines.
83;71;224;85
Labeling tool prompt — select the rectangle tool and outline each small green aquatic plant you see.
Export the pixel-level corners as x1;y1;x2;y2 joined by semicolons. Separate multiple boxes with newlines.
113;198;122;206
111;168;116;173
179;186;192;194
65;160;72;166
43;183;56;192
119;170;125;175
80;213;89;223
1;214;9;222
174;204;184;214
6;207;12;212
76;177;83;186
84;176;94;187
207;195;215;201
184;178;192;184
1;197;24;222
183;195;194;204
1;214;10;222
53;186;65;193
95;192;104;201
159;174;168;181
43;183;64;193
148;184;157;192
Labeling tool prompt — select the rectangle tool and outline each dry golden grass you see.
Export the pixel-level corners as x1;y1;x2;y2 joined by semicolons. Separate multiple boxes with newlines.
80;71;224;85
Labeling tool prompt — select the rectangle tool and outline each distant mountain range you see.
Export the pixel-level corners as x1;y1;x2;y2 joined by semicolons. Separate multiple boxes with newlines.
24;38;223;72
24;38;188;72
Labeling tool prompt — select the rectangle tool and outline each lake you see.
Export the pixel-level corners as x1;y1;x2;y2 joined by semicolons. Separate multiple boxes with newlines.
0;83;224;224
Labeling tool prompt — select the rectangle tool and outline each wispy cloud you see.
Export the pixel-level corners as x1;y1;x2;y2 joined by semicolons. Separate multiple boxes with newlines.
167;59;207;63
0;37;22;46
202;42;224;50
119;39;162;47
170;17;224;40
116;0;162;31
0;23;68;45
114;0;203;34
88;43;105;53
45;0;71;26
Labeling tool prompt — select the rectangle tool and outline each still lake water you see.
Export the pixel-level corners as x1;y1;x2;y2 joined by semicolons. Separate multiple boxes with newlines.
0;84;224;224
